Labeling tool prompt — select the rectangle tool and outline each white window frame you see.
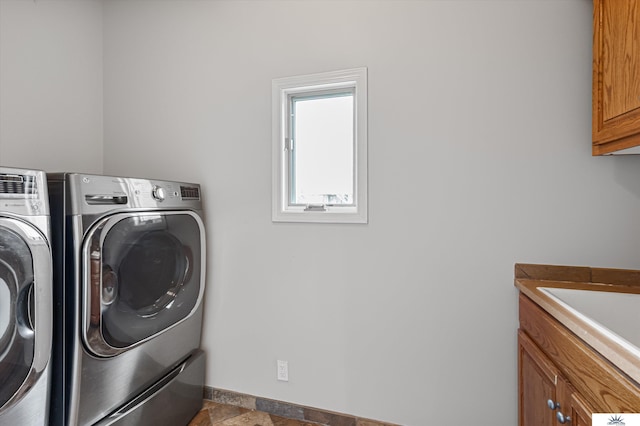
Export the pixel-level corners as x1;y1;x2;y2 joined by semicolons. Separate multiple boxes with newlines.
272;67;368;223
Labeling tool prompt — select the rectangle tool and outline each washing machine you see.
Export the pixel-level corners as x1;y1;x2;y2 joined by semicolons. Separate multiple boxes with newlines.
48;173;206;426
0;167;52;425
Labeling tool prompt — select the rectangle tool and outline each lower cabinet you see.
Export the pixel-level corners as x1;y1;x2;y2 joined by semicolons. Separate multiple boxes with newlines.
518;293;640;425
518;329;593;426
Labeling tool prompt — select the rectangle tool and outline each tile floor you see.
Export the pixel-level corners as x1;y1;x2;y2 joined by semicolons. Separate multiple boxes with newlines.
188;401;320;426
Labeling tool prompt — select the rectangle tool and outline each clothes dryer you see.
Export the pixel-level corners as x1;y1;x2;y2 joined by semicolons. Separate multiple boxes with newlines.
0;167;52;426
48;173;205;426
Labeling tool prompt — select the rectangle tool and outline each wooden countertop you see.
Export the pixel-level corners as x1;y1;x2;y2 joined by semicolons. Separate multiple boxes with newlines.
515;263;640;387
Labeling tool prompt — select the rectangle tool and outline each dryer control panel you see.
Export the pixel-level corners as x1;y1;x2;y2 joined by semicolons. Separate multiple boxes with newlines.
56;173;202;216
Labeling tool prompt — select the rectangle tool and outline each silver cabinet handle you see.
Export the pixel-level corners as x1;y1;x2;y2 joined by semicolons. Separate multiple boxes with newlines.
547;399;560;410
556;412;571;424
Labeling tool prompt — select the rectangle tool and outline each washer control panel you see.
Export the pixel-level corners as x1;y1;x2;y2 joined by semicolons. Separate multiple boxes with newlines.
0;168;49;217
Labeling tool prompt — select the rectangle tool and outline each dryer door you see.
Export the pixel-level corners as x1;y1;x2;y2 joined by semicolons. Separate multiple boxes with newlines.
0;218;51;411
83;211;205;357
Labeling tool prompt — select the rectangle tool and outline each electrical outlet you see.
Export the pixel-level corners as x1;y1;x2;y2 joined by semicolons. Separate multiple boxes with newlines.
277;360;289;382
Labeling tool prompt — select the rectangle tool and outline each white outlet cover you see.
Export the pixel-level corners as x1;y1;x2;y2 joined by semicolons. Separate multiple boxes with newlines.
277;360;289;382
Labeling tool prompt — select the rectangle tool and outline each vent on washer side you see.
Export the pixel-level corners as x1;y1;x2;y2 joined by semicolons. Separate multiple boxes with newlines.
0;174;37;195
180;185;200;200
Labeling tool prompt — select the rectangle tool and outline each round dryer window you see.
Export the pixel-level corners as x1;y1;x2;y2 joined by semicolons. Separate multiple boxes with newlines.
116;231;190;315
0;225;35;408
84;212;203;355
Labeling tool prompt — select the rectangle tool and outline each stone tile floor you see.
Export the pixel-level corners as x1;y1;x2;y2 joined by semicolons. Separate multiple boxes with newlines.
188;401;320;426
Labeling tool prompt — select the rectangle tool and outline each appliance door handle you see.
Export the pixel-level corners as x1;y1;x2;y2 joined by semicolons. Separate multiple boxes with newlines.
16;282;35;333
85;194;128;205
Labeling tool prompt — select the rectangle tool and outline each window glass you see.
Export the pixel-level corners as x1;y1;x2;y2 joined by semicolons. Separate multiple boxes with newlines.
291;93;354;205
0;277;10;347
0;225;34;407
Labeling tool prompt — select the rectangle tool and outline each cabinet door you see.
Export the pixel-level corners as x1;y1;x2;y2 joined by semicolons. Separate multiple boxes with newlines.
518;330;561;426
593;0;640;154
556;376;594;426
568;391;593;426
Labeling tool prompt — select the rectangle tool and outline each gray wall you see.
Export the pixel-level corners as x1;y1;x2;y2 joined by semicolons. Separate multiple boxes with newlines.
102;1;640;424
4;1;640;425
0;0;103;173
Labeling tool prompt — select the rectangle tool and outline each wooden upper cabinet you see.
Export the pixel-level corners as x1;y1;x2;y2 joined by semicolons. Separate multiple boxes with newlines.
593;0;640;154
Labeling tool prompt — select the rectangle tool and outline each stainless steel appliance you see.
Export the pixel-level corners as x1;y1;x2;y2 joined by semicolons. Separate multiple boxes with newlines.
48;173;206;426
0;167;52;425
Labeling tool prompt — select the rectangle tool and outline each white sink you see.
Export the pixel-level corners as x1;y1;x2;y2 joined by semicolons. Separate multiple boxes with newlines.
540;287;640;352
